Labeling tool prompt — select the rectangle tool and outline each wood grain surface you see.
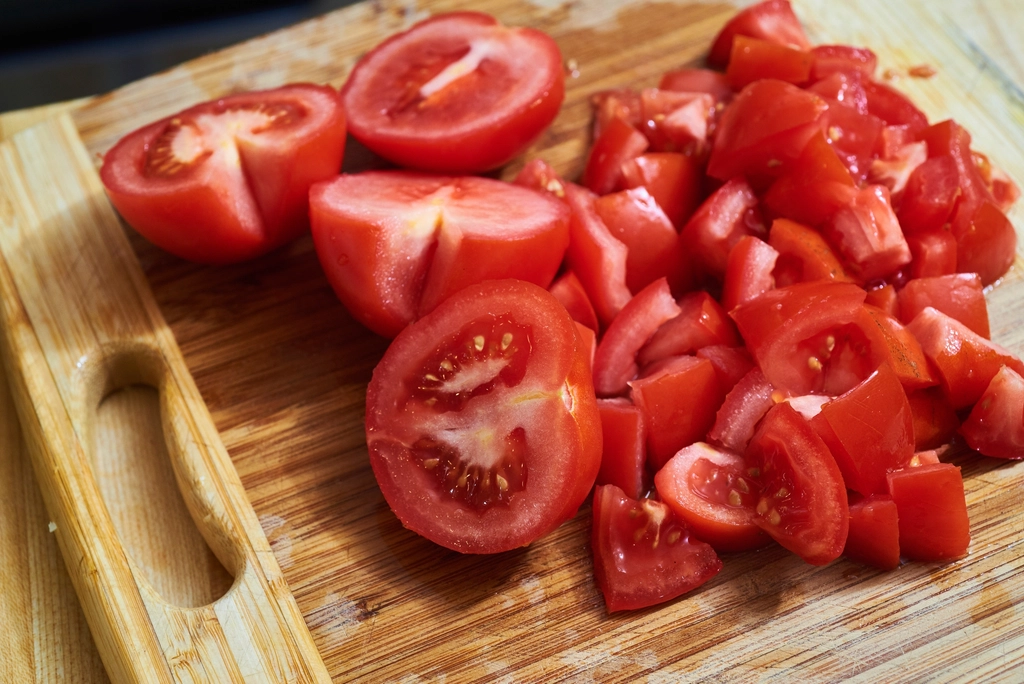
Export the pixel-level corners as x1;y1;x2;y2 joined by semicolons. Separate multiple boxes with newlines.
1;0;1023;681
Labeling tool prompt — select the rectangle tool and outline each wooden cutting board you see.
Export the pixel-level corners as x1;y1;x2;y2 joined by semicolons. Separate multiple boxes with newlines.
2;0;1023;681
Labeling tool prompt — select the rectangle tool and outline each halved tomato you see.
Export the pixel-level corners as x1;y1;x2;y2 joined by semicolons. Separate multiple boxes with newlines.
746;402;849;565
365;280;601;554
591;485;722;612
656;442;771;552
101;84;346;264
340;12;564;172
310;171;570;338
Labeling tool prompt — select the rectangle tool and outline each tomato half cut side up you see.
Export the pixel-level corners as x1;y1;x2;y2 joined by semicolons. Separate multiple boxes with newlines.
101;84;347;264
655;442;771;553
365;280;602;554
745;402;849;565
341;12;564;172
310;171;569;338
592;484;722;612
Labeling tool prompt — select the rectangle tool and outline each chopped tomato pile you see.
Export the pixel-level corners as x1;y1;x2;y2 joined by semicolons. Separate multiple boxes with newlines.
99;2;1023;615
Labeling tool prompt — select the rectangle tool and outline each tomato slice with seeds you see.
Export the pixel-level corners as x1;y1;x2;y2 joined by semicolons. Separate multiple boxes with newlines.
100;84;346;264
745;402;849;565
655;442;771;553
366;280;601;554
591;484;722;612
310;171;569;338
340;12;564;172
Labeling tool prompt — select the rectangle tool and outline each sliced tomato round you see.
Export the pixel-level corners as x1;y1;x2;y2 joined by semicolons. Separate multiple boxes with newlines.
100;83;346;264
655;442;771;553
341;11;564;172
591;485;722;612
745;402;849;565
365;280;602;554
310;171;569;338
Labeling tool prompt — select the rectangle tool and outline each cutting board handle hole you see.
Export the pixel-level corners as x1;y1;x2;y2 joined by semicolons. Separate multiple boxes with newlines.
79;344;235;608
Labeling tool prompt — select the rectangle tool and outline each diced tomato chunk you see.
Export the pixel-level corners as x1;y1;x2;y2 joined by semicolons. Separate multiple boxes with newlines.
596;399;648;499
763;132;857;227
722;235;778;312
619;152;702;229
844;495;900;570
583;116;649;195
548;270;599;333
708;0;811;68
514;158;568;200
864;80;929;132
906;386;960;451
824;184;911;283
897;273;989;338
906;231;958;279
640;89;715;152
591;89;642;141
655;443;771;552
708;366;777;453
810;45;878;81
959;366;1024;460
887;463;970;561
769;217;853;286
864;283;898;318
638;291;739;368
659;68;734;103
868;140;927;195
696;345;756;391
631;355;724;470
957;201;1017;286
810;363;914;496
726;35;813;89
680;176;765;281
593;278;681;396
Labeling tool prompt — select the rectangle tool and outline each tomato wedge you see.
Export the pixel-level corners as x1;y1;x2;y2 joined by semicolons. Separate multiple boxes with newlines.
746;403;849;565
341;12;564;172
591;485;722;612
310;171;569;338
365;280;601;554
101;84;346;264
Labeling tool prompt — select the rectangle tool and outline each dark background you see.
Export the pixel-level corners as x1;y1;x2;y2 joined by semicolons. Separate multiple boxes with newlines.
0;0;356;112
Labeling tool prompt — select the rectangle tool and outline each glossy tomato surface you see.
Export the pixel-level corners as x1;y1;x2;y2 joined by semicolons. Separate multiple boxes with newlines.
310;171;569;338
887;463;970;561
591;485;722;612
341;12;564;172
365;280;601;554
101;84;346;264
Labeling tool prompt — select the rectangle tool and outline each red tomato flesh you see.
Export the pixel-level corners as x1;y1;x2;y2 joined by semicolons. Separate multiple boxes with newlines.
959;366;1024;460
708;367;777;454
746;403;849;565
656;442;771;553
708;0;811;68
310;171;569;338
365;280;601;554
596;400;647;499
844;495;900;570
341;12;564;172
592;485;722;612
897;273;990;339
101;84;346;264
887;463;970;561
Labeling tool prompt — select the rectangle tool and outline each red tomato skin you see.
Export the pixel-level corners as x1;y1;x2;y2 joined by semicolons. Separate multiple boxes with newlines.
680;176;766;281
708;366;777;454
631;356;724;470
959;366;1024;460
763;132;857;228
101;84;347;264
591;89;643;141
769;218;853;286
696;345;756;393
707;79;828;185
810;45;878;81
638;291;739;369
310;172;569;338
655;443;771;552
564;183;632;327
957;201;1017;286
619;153;703;229
639;89;715;152
592;278;681;397
548;271;600;333
594;188;689;294
907;386;961;451
659;68;735;103
746;403;849;565
708;0;811;68
726;35;813;90
513;158;569;201
583;116;650;195
341;12;564;173
824;184;911;283
722;236;779;313
854;304;937;392
897;156;961;235
907;307;1024;409
810;363;915;496
897;273;990;339
591;485;722;612
863;80;929;132
887;463;970;561
906;231;958;279
844;495;900;570
366;280;601;554
864;283;898;318
596;399;647;499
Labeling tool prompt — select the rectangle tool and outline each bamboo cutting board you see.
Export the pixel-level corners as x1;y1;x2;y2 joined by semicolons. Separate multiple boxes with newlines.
2;0;1024;681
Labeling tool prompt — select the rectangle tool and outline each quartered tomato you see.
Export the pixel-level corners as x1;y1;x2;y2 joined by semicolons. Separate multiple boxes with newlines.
591;485;722;612
101;84;346;264
341;12;564;172
365;280;601;554
310;171;569;338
